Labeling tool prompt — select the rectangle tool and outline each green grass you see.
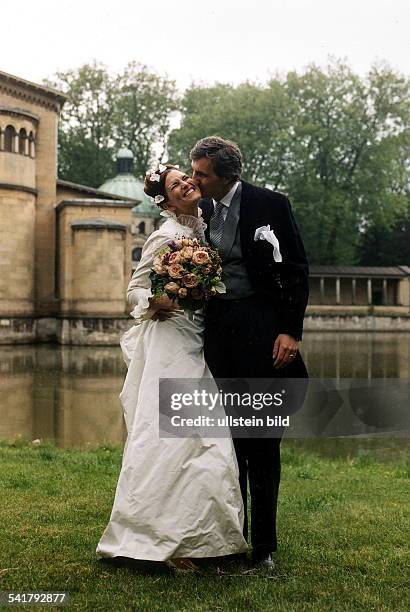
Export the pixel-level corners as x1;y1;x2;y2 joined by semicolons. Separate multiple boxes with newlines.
0;438;408;611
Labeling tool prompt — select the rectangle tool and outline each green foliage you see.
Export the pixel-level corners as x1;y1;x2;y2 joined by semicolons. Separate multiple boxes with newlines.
168;61;410;265
46;59;409;265
45;61;179;187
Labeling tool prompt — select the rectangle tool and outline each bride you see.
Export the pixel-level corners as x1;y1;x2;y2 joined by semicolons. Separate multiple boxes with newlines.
96;164;247;566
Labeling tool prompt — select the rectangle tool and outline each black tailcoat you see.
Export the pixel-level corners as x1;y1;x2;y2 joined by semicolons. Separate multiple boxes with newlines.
200;180;309;341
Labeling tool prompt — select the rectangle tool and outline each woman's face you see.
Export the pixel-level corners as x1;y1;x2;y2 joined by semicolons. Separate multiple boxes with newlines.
164;170;200;215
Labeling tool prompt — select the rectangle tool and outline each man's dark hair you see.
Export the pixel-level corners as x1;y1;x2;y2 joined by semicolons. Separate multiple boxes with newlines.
190;136;243;183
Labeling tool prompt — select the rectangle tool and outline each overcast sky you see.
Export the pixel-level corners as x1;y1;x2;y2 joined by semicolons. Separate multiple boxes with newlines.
1;0;409;90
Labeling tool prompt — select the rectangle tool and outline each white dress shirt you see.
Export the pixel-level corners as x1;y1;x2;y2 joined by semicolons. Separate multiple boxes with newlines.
212;181;241;222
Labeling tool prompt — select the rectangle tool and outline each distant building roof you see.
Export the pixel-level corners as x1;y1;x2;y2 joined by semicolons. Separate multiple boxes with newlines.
310;265;410;277
99;149;161;219
0;69;67;106
57;179;138;203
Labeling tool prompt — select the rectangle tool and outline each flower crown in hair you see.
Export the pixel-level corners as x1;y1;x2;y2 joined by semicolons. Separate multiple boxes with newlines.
148;163;179;183
148;162;180;205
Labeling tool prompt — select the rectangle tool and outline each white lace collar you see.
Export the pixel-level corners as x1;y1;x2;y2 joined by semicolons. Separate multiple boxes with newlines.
159;208;207;233
160;207;203;220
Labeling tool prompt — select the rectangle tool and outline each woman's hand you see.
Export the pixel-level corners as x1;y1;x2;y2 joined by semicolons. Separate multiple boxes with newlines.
148;295;179;321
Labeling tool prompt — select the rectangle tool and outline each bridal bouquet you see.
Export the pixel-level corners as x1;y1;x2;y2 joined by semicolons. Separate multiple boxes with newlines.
149;238;225;313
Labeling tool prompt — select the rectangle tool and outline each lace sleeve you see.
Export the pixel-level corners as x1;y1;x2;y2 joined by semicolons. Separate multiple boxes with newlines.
126;231;171;321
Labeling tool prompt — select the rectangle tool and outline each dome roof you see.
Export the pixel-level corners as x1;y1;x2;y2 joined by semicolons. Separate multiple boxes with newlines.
98;148;161;218
117;147;133;159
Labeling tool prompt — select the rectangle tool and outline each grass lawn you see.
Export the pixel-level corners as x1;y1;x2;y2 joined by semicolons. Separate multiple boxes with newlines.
0;438;408;611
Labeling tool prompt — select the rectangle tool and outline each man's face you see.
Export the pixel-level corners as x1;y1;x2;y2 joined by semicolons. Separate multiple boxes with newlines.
191;157;232;200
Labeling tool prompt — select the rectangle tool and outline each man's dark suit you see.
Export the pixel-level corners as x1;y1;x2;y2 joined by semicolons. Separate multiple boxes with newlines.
200;180;309;557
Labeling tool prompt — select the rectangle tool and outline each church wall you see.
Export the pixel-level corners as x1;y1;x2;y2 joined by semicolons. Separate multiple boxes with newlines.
71;228;127;315
0;188;36;315
0;88;61;318
55;200;133;343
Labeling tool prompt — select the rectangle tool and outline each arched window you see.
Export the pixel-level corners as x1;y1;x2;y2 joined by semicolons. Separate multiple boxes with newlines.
138;221;146;234
4;125;16;152
132;247;142;262
19;128;27;155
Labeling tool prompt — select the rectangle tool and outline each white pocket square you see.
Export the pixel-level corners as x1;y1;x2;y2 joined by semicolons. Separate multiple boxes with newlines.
254;225;282;262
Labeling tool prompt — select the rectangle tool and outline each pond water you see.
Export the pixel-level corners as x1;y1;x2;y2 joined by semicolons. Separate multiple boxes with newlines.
0;332;408;458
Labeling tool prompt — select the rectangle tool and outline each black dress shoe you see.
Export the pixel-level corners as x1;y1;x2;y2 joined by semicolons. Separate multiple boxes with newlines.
253;553;274;569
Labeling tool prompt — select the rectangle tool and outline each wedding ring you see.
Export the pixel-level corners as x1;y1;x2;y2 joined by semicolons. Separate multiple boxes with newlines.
289;353;295;357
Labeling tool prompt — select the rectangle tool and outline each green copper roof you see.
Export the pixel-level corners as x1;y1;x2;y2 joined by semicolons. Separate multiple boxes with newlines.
98;149;161;218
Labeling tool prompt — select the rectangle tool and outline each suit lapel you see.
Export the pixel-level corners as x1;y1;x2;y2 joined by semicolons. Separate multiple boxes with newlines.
238;181;255;259
199;198;213;243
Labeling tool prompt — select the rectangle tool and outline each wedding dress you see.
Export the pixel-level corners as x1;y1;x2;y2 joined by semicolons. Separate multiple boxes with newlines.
96;210;247;561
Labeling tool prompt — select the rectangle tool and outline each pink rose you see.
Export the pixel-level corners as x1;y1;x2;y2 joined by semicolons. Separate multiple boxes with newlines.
168;263;184;278
180;246;194;261
169;251;182;264
182;273;198;288
192;250;211;265
164;282;180;294
153;263;166;275
178;287;188;298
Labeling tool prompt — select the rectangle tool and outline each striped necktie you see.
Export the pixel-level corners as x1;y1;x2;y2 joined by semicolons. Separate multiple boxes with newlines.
210;201;225;248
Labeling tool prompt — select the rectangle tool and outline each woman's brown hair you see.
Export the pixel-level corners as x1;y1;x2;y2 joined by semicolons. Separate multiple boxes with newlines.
143;164;180;208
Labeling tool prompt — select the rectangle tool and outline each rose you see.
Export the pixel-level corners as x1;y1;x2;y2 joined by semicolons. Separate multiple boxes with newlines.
180;246;194;261
178;287;188;298
164;282;180;294
192;250;211;265
168;251;182;264
153;263;167;275
182;273;198;288
168;263;184;278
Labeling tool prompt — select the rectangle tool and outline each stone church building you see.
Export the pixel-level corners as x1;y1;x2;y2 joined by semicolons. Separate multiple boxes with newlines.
0;70;138;345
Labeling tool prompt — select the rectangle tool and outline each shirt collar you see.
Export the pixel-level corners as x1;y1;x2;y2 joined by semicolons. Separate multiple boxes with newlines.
212;181;240;208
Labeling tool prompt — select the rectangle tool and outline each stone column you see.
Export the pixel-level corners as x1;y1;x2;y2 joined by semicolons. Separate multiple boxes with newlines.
382;278;388;305
335;277;341;305
367;278;372;305
0;129;4;150
352;278;356;305
320;277;325;304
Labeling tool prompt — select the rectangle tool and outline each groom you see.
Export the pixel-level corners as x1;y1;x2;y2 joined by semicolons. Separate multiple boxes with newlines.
190;136;309;568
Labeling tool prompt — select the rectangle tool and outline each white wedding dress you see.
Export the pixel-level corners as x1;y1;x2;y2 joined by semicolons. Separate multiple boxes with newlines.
96;211;247;561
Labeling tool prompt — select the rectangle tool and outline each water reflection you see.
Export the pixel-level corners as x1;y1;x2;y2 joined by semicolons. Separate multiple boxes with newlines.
0;333;408;449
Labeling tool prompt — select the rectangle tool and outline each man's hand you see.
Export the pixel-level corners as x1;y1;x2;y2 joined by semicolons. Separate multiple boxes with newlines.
272;334;299;369
149;295;179;321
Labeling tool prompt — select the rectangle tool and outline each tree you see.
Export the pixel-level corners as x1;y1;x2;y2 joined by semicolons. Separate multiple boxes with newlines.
168;60;410;265
45;61;179;187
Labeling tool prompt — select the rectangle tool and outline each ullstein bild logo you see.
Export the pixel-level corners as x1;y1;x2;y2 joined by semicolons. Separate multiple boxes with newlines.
158;377;410;439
